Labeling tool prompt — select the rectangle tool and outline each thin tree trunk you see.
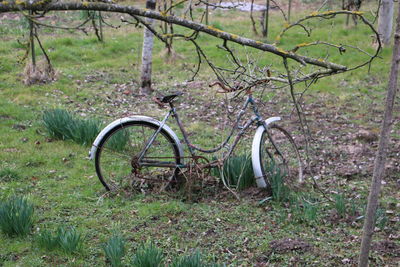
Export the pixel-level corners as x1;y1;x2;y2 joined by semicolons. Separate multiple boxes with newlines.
358;2;400;266
288;0;292;23
378;0;394;46
140;0;156;95
262;0;270;38
29;10;36;70
205;0;209;25
250;0;258;35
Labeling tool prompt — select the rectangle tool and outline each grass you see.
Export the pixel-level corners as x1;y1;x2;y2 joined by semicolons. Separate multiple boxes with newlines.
0;2;399;266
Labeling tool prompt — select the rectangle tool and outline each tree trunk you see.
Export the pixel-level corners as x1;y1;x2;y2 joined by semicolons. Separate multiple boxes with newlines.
288;0;292;23
358;2;400;266
140;0;156;95
378;0;394;46
262;0;270;38
29;10;36;70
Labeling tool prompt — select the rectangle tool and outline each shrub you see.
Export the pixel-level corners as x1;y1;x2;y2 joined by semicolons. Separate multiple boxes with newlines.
131;242;164;267
215;154;255;190
103;233;125;267
0;168;20;182
0;196;34;237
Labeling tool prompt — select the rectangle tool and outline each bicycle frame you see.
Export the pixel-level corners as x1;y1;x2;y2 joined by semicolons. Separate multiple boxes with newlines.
137;94;268;169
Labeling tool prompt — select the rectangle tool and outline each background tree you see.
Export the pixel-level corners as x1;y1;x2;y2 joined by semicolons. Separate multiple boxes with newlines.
140;0;156;95
378;0;394;46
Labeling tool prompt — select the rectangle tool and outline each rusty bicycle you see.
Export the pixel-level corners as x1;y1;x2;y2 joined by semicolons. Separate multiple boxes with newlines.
89;82;303;192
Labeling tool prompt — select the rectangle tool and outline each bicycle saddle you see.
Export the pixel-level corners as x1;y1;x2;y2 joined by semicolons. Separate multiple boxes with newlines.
159;91;183;103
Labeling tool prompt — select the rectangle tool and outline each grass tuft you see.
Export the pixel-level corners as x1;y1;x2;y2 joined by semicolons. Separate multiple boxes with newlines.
43;109;102;146
36;226;83;254
216;154;254;190
0;168;20;181
56;226;83;254
334;193;346;218
103;233;126;267
36;229;58;250
269;161;290;203
0;196;34;237
171;250;224;267
131;242;164;267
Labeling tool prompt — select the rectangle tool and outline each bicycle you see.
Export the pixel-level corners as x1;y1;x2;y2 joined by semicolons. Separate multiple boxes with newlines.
89;82;303;193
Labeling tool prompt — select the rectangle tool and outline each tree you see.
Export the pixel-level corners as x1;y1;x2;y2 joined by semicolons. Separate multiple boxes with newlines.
358;2;400;266
140;0;156;95
378;0;394;46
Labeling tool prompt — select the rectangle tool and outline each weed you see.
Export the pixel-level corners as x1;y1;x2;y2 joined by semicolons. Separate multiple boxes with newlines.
0;168;20;182
103;233;125;267
215;154;254;190
0;196;34;237
334;194;346;218
131;242;164;267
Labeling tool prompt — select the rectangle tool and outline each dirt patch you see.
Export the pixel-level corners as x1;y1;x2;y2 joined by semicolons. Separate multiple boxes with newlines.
372;240;400;257
269;238;312;254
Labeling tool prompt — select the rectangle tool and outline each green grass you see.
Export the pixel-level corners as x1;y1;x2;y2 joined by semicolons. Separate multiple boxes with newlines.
0;3;398;266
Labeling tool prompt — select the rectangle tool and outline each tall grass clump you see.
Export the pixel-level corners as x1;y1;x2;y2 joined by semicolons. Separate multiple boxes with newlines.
43;109;102;146
215;154;254;190
70;118;102;146
131;242;164;267
334;193;346;218
269;161;290;202
36;226;82;254
171;251;224;267
36;229;58;250
56;226;82;254
103;233;126;267
43;109;75;140
0;196;34;237
0;168;20;181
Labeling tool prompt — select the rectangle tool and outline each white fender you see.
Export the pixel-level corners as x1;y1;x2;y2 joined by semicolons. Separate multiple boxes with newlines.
89;116;184;164
251;117;281;188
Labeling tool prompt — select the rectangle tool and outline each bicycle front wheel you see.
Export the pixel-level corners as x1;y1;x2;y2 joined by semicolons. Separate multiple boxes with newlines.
94;121;182;192
253;125;303;191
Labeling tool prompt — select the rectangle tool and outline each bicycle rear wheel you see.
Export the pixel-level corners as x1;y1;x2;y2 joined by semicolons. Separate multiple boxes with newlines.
254;125;303;191
94;121;182;192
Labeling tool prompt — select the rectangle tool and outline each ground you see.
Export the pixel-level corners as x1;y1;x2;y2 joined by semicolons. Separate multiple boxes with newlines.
0;1;399;266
